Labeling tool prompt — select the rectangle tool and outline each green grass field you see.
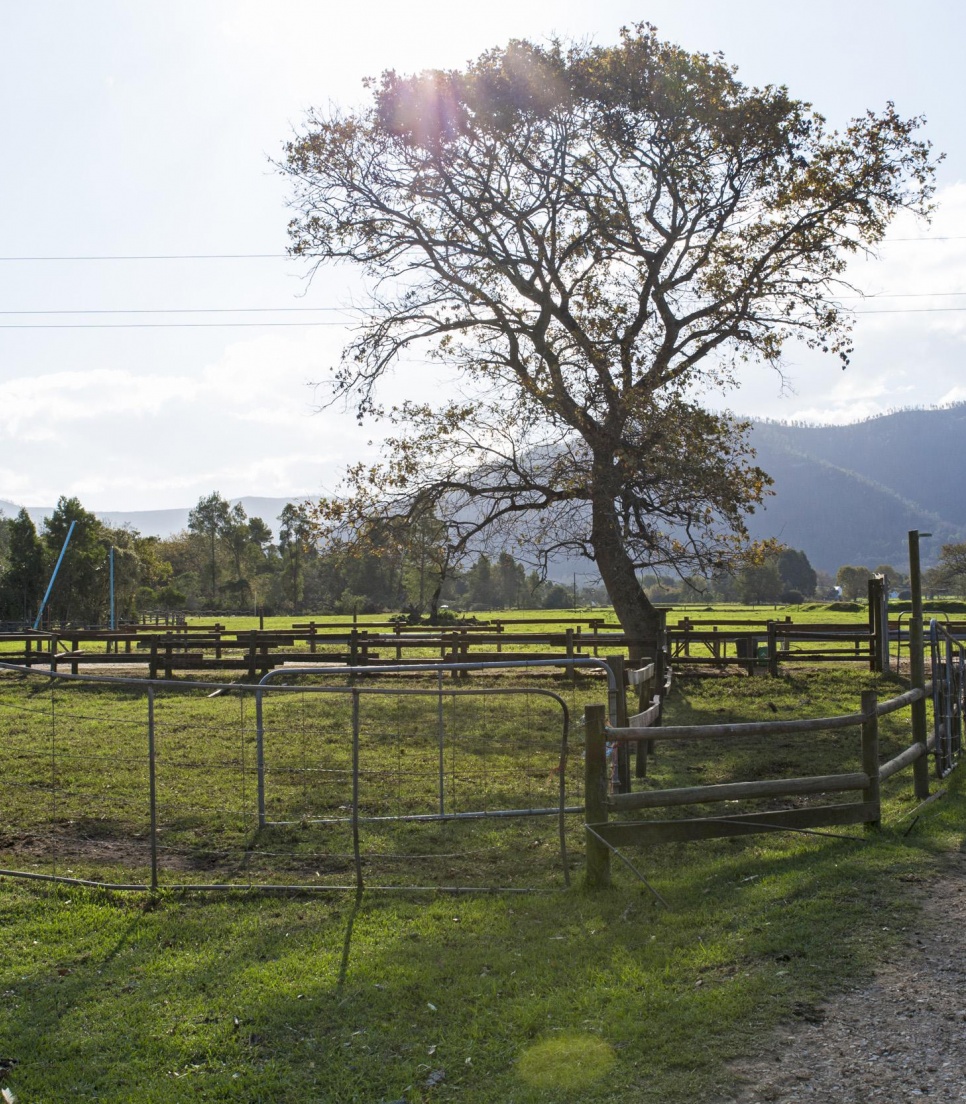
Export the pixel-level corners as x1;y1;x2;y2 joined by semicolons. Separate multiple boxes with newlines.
0;630;961;1101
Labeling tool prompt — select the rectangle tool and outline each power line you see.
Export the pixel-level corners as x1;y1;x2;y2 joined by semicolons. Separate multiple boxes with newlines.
0;253;288;261
0;306;361;315
0;236;963;262
851;306;966;315
0;306;964;329
0;292;963;317
840;292;966;300
0;321;352;329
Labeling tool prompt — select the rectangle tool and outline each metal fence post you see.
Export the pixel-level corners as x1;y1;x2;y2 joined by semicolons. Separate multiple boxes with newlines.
147;686;159;892
351;687;363;893
255;687;267;829
437;669;446;816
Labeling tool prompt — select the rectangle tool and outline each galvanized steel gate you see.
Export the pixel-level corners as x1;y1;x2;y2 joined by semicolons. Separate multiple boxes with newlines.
930;618;965;777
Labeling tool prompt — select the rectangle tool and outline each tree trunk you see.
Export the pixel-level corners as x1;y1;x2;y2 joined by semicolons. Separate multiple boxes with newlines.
590;488;661;664
427;578;443;622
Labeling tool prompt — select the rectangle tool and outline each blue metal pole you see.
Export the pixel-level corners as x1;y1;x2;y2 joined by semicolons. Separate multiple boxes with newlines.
33;519;76;630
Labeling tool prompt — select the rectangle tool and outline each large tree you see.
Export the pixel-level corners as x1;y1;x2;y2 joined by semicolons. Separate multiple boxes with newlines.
42;497;105;624
188;492;232;607
278;502;314;612
282;25;936;654
932;543;966;597
778;549;818;599
0;509;45;623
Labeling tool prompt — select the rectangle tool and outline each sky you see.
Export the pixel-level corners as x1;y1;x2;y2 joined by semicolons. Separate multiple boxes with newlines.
1;0;964;514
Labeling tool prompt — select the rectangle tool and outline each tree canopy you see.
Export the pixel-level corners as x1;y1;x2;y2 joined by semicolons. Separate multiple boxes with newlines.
283;24;937;652
932;543;966;597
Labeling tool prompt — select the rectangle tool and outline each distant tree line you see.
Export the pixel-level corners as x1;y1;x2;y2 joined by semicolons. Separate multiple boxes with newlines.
0;493;591;626
9;490;956;624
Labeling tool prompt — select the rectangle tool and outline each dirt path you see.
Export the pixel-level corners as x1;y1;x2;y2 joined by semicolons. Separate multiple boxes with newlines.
722;854;966;1102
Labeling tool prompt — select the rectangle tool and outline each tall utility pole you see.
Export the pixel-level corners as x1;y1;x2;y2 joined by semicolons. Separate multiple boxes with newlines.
908;529;931;800
33;520;76;630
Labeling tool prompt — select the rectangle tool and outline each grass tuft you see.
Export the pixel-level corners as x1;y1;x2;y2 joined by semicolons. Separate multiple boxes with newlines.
516;1032;616;1091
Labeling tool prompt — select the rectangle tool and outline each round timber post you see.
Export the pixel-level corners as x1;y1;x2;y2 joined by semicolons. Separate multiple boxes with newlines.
861;689;881;829
584;704;611;889
908;530;931;800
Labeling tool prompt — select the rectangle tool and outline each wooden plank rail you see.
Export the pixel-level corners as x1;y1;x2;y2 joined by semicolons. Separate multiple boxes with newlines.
584;687;886;885
1;624;620;678
0;614;914;680
609;772;871;811
609;710;867;742
585;679;935;892
593;803;882;849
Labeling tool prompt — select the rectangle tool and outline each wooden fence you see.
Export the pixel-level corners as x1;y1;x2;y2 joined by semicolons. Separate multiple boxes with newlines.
583;683;929;888
0;621;628;679
669;616;884;672
2;613;959;680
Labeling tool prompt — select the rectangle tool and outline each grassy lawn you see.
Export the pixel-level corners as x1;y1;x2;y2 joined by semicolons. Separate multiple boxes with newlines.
193;602;878;634
0;660;962;1101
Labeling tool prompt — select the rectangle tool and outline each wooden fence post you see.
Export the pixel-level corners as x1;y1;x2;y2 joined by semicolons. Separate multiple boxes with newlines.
908;530;931;800
767;622;779;678
584;704;611;889
655;610;667;709
861;689;881;828
605;655;630;793
635;659;655;778
247;631;257;680
868;575;886;672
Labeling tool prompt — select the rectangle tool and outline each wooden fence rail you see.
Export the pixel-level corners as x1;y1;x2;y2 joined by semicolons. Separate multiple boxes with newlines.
584;683;929;889
0;624;633;678
2;616;959;679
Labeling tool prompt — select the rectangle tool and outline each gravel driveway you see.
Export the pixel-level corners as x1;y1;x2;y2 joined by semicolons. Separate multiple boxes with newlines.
722;853;966;1102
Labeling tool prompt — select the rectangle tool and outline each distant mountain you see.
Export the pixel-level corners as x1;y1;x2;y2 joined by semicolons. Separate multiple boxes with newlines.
3;405;963;573
745;405;966;572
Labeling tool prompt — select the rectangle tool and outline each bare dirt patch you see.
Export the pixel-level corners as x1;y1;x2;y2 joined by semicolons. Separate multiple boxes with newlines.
722;853;966;1102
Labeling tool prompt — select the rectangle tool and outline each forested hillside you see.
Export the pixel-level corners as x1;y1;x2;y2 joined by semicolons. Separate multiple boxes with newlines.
746;405;966;571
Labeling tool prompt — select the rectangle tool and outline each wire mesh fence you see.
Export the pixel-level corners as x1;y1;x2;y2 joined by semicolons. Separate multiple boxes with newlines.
0;663;590;893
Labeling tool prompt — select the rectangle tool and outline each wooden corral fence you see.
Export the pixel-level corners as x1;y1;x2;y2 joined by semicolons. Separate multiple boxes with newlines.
3;603;957;680
668;616;888;673
0;619;628;679
583;682;930;889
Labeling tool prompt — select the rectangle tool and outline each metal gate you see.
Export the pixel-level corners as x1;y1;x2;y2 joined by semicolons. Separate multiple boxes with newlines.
930;618;965;777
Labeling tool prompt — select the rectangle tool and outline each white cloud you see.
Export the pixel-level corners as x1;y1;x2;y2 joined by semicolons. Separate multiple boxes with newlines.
719;181;966;424
0;368;171;439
